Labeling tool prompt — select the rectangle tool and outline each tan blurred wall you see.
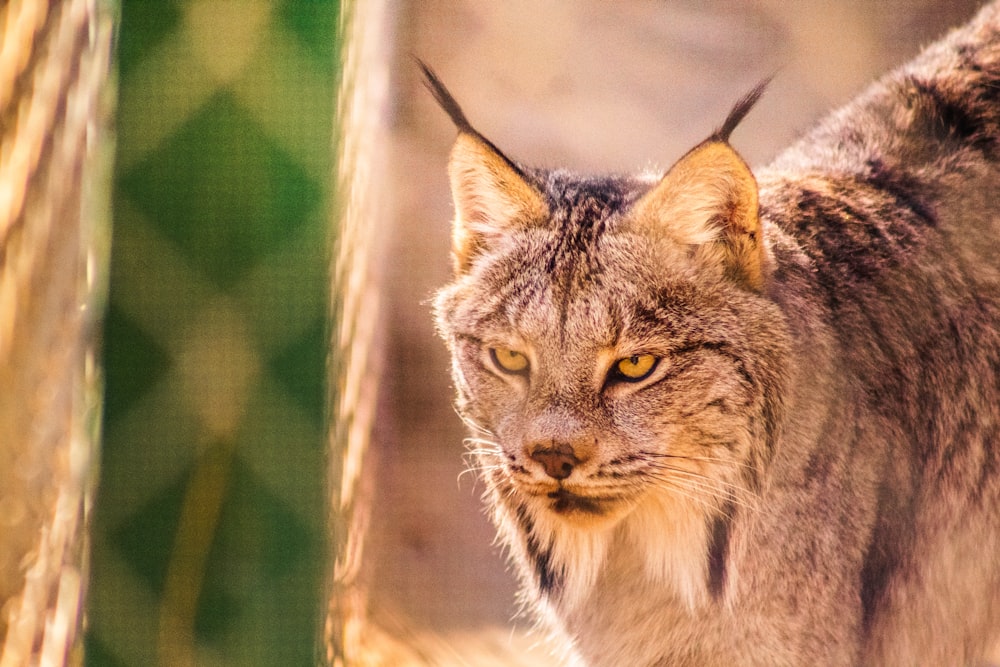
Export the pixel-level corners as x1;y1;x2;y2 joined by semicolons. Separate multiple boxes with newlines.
366;0;983;654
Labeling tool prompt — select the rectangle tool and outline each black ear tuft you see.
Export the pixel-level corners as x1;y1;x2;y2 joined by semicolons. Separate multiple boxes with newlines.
714;77;771;143
416;58;527;179
416;58;477;135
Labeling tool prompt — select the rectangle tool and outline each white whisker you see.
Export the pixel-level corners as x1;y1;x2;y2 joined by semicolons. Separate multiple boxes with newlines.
457;412;496;438
643;450;757;472
648;463;752;497
643;466;757;513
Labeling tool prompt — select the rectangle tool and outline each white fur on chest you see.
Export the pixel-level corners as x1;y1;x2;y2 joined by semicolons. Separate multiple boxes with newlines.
514;488;717;624
537;490;726;667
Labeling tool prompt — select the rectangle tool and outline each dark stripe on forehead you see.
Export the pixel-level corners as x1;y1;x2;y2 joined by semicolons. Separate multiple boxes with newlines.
548;191;620;333
499;261;547;318
546;193;611;277
540;173;645;278
470;249;550;331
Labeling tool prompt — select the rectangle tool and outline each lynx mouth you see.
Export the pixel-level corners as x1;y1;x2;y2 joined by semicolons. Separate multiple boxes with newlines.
547;488;606;515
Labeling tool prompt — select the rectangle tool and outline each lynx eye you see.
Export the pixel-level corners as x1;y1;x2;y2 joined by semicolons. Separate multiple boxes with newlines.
489;347;529;375
614;354;658;382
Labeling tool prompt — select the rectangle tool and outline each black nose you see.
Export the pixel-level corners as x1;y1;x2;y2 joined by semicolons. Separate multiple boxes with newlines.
530;443;579;480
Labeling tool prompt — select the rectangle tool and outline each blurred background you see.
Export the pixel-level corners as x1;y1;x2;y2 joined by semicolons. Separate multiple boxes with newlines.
34;0;984;665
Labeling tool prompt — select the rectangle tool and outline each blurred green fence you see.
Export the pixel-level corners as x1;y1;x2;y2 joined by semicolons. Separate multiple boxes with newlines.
87;2;336;664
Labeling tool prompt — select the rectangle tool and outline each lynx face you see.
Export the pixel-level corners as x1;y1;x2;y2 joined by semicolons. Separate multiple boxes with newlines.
436;214;786;534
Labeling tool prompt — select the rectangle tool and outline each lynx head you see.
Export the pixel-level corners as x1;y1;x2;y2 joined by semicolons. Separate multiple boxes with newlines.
426;63;789;610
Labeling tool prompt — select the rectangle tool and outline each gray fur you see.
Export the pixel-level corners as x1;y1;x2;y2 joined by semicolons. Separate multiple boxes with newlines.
432;3;1000;665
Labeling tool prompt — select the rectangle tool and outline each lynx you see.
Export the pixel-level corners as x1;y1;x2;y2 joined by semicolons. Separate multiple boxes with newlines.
429;3;1000;665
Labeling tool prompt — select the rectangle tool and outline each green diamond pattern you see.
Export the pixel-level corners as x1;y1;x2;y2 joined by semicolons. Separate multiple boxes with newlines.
268;315;328;419
88;1;335;665
83;637;128;667
116;1;183;80
120;91;321;289
110;468;190;595
101;303;172;424
276;0;341;67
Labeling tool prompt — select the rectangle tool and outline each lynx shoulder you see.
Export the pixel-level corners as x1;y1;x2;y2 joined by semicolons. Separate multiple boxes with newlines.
429;3;1000;665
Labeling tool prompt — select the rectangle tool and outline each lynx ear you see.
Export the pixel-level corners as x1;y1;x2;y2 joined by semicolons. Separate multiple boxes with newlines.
631;140;763;289
447;134;548;273
419;60;548;273
631;81;769;290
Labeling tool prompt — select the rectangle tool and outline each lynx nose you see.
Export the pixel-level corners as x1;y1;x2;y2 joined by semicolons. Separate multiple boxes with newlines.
529;442;580;480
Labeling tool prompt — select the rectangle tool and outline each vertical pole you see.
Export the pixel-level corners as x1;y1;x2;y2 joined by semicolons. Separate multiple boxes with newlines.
0;0;115;664
326;0;392;663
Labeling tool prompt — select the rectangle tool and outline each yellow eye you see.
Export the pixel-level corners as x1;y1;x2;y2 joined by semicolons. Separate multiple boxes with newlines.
615;354;658;381
490;347;529;374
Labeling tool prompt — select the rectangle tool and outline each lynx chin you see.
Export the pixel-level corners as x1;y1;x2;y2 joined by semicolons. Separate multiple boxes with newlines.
428;4;1000;665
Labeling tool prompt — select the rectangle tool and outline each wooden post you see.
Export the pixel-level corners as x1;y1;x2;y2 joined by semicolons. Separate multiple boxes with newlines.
0;1;114;664
325;0;392;663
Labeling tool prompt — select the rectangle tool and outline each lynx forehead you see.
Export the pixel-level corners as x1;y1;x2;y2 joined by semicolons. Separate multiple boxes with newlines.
428;3;1000;665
